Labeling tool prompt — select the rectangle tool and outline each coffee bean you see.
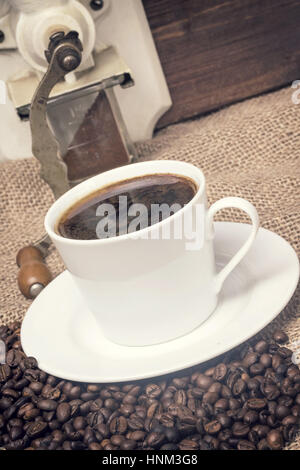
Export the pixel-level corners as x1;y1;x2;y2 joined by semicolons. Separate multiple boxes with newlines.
129;430;146;441
261;383;280;401
269;343;279;355
214;398;229;413
228;397;240;410
37;399;57;411
226;371;240;389
56;403;71;423
259;353;272;368
152;423;165;434
146;431;165;448
208;382;222;394
51;429;64;444
26;421;47;438
160;443;178;450
272;354;283;370
213;363;227;382
104;398;118;410
0;325;8;338
244;410;259;425
295;394;300;406
89;442;102;450
204;420;221;435
221;385;231;398
0;397;13;410
256;438;269;450
120;438;136;450
73;416;87;431
174;390;187;406
247;378;260;391
128;415;144;431
267;414;278;428
254;340;268;354
282;415;298;426
276;405;290;419
203;434;219;450
14;379;29;390
267;429;283;450
232;422;250;438
24;408;40;421
232;379;246;396
292;405;300;418
6;350;23;367
159;412;175;428
89;398;102;412
9;426;24;441
111;434;125;446
178;438;198;450
247;398;267;410
272;330;288;344
5;437;28;450
243;353;258;368
172;377;189;389
24;357;38;369
164;427;180;443
71;441;86;450
68;386;81;400
249;363;265;376
216;413;232;429
123;394;137;405
81;392;98;401
0;364;11;382
218;428;232;442
110;416;128;434
202;392;219;405
3;388;19;399
145;402;157;420
177;406;197;424
145;384;162;398
196;375;214;390
29;382;43;394
277;347;292;359
79;401;90;416
283;423;298;441
237;440;256;450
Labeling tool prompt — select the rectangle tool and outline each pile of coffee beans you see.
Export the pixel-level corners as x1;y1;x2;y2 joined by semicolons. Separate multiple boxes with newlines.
0;322;299;450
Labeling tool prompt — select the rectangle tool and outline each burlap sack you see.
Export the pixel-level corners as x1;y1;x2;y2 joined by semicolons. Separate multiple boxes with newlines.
0;86;299;448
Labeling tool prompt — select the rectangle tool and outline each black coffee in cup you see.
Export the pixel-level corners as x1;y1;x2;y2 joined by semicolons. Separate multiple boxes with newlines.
57;173;197;240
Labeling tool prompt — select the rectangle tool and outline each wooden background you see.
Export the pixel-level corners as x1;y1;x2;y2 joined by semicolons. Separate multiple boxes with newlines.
143;0;300;128
64;0;300;180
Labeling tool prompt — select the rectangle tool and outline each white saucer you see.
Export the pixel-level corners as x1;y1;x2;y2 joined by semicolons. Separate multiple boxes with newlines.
21;222;299;383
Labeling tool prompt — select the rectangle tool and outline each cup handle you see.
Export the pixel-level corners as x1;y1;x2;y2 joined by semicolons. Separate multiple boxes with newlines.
207;197;260;293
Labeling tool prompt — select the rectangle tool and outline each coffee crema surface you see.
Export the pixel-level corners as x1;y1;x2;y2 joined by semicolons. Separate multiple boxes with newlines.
57;173;198;240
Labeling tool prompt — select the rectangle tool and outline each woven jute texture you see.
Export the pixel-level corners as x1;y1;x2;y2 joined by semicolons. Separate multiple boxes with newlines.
0;86;299;448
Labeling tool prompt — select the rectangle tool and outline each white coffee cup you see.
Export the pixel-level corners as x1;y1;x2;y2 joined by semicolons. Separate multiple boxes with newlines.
45;160;259;346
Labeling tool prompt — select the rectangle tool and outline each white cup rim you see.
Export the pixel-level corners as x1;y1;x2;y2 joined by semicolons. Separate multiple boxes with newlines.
45;160;206;246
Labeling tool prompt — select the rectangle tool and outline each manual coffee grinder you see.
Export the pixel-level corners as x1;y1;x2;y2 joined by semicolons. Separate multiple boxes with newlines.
14;28;138;299
0;1;171;299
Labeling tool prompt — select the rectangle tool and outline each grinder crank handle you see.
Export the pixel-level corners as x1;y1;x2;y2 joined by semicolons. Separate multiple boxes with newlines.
30;30;83;200
16;236;52;299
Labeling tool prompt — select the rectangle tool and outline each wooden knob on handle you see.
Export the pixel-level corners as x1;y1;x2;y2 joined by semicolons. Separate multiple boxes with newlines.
17;246;52;299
